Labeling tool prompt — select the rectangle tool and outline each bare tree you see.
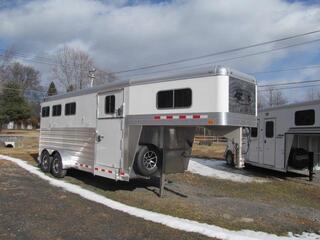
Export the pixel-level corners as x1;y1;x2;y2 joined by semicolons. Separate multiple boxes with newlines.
7;62;41;93
305;88;320;101
257;93;268;109
272;90;288;106
94;69;117;85
52;46;93;91
52;46;115;92
0;47;14;84
260;87;288;108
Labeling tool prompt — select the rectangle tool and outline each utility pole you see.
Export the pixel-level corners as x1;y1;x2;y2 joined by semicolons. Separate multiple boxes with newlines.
269;88;273;107
89;68;96;87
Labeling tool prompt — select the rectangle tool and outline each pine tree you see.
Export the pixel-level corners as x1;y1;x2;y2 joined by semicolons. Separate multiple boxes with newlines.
47;81;57;96
0;82;31;124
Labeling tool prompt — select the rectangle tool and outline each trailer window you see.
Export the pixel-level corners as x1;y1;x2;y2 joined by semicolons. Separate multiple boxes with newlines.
41;106;50;117
65;102;76;116
174;88;192;108
251;127;258;138
295;109;315;126
157;90;173;109
157;88;191;109
105;95;115;114
52;104;61;117
265;121;274;138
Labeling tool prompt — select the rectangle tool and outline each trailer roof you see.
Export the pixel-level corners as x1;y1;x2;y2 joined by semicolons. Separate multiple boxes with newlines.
44;65;256;102
261;99;320;112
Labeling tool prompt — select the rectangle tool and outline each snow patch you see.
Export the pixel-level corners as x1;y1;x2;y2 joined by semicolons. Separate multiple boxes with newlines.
188;158;268;183
0;155;318;240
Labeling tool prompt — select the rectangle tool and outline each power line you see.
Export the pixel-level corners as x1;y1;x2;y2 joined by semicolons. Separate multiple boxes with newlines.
0;86;46;93
1;29;320;77
259;83;320;92
0;53;56;66
112;29;320;74
120;38;320;78
259;79;320;88
251;64;320;75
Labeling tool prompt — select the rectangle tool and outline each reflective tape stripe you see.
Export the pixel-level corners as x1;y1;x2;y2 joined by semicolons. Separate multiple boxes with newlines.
75;163;112;174
153;114;208;120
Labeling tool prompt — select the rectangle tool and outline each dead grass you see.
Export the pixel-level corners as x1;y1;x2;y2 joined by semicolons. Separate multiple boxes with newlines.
191;143;226;159
0;129;39;150
1;132;320;235
0;129;39;137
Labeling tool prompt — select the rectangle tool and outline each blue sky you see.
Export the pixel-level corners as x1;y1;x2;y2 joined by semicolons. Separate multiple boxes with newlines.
0;0;320;103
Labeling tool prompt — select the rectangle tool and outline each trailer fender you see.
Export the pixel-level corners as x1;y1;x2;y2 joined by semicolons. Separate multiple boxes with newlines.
49;150;76;170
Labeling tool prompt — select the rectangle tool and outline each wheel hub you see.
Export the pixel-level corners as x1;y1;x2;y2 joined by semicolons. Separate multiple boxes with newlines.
43;156;49;168
142;151;157;170
52;158;59;173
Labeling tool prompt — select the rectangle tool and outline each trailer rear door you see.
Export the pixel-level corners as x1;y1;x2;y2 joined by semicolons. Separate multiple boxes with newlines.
95;90;124;171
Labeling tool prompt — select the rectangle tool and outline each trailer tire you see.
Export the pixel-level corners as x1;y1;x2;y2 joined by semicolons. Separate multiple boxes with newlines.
50;152;67;178
226;151;234;166
135;145;160;177
40;150;51;173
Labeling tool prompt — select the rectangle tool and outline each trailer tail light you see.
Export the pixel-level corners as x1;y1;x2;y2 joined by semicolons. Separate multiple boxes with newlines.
119;169;125;176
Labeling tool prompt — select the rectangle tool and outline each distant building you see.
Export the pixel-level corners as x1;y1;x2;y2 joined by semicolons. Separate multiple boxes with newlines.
2;121;35;130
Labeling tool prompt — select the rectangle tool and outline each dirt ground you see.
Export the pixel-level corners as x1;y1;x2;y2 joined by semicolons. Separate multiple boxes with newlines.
1;130;320;236
0;160;214;240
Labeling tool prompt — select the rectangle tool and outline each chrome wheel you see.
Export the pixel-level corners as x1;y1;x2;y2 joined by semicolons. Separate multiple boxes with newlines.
42;155;50;170
52;157;59;174
142;150;158;170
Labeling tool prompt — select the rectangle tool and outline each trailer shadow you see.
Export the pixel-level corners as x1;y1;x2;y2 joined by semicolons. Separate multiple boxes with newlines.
66;169;160;194
244;164;318;183
189;158;317;183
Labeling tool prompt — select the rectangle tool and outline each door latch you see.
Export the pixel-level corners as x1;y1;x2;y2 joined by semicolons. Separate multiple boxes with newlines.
97;134;104;142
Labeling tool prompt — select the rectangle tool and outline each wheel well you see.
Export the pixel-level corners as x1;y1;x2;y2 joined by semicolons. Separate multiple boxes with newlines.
40;149;49;156
138;144;162;158
51;150;59;156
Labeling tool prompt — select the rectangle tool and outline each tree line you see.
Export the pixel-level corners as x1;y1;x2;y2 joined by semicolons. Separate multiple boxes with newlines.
0;46;115;130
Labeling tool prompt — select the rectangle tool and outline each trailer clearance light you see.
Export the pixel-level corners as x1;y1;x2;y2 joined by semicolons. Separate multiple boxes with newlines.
119;169;125;176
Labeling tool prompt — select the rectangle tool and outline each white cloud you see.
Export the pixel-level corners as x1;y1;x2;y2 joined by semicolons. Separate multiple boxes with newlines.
0;0;320;89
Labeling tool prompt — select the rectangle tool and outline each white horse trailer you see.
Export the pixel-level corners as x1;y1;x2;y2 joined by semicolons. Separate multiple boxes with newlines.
246;100;320;179
38;66;257;184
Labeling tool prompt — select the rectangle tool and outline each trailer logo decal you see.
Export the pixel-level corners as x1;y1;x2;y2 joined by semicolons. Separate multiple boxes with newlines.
232;89;253;106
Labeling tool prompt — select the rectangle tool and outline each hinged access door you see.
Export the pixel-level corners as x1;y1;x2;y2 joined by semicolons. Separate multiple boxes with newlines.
263;118;276;166
95;90;124;169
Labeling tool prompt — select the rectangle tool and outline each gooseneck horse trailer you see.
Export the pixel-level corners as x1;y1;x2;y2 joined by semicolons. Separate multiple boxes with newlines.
38;66;257;183
246;100;320;178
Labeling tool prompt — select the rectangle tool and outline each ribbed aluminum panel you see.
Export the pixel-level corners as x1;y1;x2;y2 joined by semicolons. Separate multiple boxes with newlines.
39;128;96;164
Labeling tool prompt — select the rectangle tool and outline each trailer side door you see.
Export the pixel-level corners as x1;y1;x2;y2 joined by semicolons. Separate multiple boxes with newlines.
263;118;276;166
95;90;124;172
